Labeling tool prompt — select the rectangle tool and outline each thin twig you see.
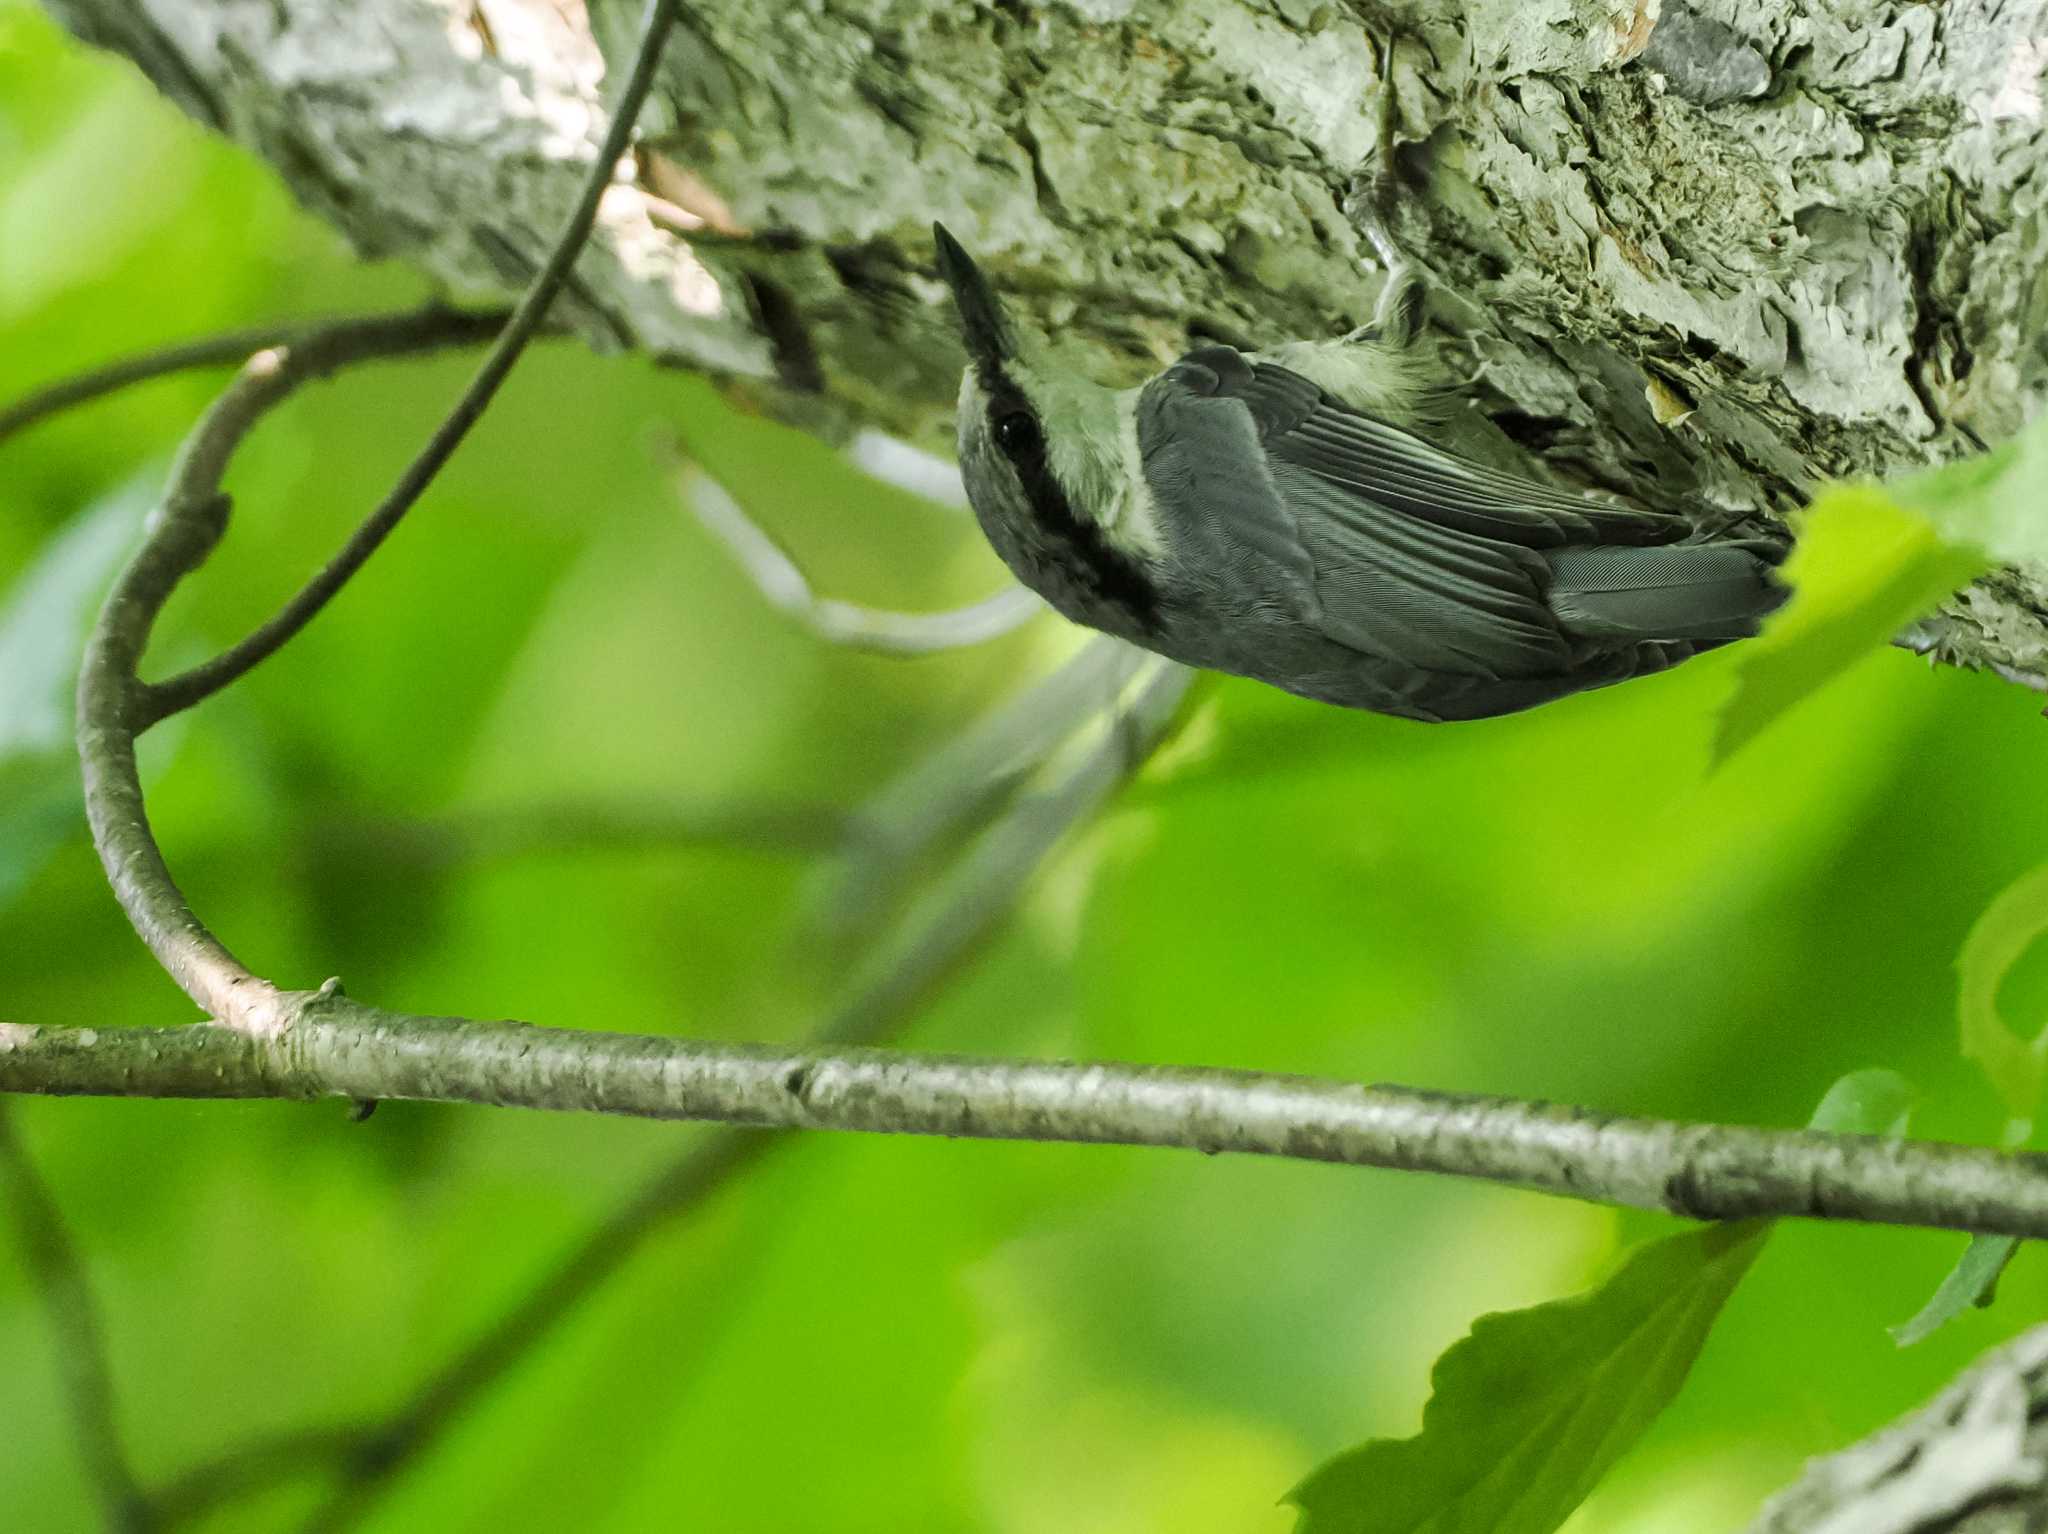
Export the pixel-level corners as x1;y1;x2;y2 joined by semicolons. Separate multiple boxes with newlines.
170;663;1193;1533
148;1427;368;1528
681;462;1042;653
75;309;515;1028
312;796;853;869
141;0;683;721
843;429;971;510
0;322;316;449
0;1107;153;1534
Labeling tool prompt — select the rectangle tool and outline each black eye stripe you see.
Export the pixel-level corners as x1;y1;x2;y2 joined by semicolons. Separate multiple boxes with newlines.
982;380;1161;631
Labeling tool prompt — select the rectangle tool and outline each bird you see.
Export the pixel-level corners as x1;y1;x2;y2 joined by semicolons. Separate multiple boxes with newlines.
930;222;1788;723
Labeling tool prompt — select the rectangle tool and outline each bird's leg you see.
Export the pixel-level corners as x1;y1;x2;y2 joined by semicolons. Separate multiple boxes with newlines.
1681;498;1796;554
1343;31;1426;348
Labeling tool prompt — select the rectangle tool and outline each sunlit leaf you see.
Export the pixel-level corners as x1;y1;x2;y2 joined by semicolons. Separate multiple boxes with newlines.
1285;1222;1768;1534
1893;411;2048;565
1957;862;2048;1123
1807;1068;1916;1138
1891;877;2048;1347
1713;487;1986;765
1286;1070;1908;1534
1890;1234;2018;1348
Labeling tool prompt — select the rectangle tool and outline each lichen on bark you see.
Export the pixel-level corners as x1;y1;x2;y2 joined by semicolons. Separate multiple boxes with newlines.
35;0;2048;675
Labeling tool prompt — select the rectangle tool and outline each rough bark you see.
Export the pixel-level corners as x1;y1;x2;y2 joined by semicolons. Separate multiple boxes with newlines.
1746;1322;2048;1534
26;4;2048;1518
39;0;2048;675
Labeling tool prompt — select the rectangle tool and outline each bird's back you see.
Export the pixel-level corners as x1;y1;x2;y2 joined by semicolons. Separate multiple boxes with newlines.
1132;345;1787;721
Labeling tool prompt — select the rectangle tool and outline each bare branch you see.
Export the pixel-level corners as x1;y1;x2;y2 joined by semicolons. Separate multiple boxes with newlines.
74;309;516;1029
149;1427;367;1529
11;1010;2048;1242
312;796;852;868
0;321;318;449
842;430;971;511
0;1107;152;1534
164;662;1194;1532
140;0;683;720
1745;1323;2048;1534
681;462;1041;653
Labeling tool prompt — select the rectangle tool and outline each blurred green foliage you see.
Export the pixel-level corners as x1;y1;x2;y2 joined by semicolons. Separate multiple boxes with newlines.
1291;1220;1768;1534
5;7;2048;1530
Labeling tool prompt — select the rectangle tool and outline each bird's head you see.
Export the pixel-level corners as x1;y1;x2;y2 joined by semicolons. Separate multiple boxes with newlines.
931;223;1162;634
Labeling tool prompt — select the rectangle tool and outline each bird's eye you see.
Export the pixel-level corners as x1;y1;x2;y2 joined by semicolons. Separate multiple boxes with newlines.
993;410;1041;456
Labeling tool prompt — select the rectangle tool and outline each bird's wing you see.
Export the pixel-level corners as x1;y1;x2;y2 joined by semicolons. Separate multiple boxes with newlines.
1222;350;1681;546
1142;346;1666;676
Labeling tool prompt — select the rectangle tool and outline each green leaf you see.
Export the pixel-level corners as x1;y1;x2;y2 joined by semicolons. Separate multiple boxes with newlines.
1957;862;2048;1123
1806;1067;1916;1139
1286;1221;1768;1534
0;480;143;905
1713;486;1987;765
1286;1070;1907;1534
1893;410;2048;565
1891;874;2048;1349
1890;1234;2018;1348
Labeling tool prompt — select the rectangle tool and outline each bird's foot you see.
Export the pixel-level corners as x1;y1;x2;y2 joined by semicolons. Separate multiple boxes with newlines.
1343;30;1428;347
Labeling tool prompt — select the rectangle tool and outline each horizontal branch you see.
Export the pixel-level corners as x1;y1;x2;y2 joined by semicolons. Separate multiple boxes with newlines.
6;1010;2048;1240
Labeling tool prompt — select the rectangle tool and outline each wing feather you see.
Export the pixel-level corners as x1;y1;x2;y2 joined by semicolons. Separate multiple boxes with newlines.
1136;347;1686;680
1231;358;1682;547
1275;465;1566;676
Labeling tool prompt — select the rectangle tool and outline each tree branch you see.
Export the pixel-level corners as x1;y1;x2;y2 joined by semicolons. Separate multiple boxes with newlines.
0;320;334;448
0;1107;151;1534
9;1015;2048;1242
161;657;1195;1532
678;460;1042;654
136;0;682;721
45;0;2048;676
1745;1322;2048;1533
309;796;851;869
55;289;2048;1253
148;1427;366;1530
72;308;517;1029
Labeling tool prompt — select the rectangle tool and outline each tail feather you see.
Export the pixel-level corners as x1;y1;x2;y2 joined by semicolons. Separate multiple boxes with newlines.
1544;542;1788;644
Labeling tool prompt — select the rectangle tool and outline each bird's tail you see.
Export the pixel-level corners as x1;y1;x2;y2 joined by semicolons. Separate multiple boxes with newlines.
1544;538;1789;645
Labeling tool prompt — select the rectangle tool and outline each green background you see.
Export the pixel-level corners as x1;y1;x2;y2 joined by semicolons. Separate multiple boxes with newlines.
5;6;2047;1527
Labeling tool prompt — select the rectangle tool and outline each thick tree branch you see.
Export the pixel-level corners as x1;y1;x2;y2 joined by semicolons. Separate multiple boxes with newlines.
1745;1322;2048;1533
50;284;2048;1253
42;0;2048;676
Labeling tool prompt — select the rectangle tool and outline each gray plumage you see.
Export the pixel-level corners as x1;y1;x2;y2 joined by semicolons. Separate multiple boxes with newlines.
932;224;1787;723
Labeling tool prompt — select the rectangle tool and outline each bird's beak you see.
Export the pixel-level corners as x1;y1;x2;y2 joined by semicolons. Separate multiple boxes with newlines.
932;222;1015;377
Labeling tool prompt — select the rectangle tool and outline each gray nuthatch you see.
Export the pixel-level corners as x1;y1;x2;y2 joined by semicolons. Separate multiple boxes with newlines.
931;223;1787;723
